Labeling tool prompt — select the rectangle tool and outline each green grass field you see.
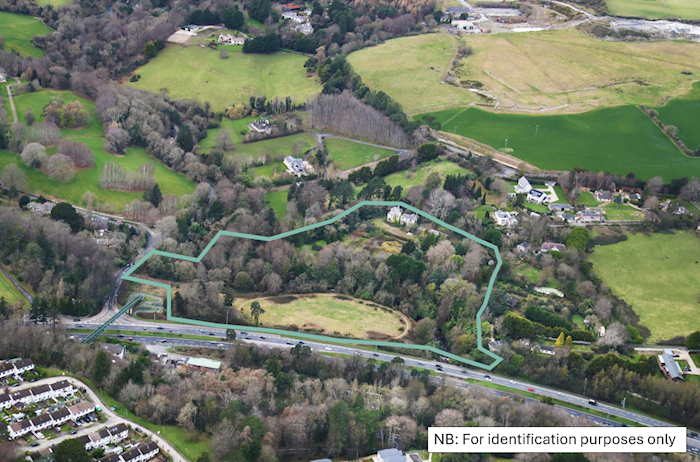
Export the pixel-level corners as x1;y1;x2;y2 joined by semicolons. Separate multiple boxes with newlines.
0;270;24;306
326;137;395;170
198;117;252;153
348;33;469;115
576;191;599;207
266;188;288;219
419;105;695;180
0;12;52;58
380;160;470;191
35;0;72;6
127;46;320;111
224;132;316;166
603;204;644;221
588;232;700;342
654;81;700;153
241;294;406;338
606;0;700;19
349;30;700;115
1;89;195;210
553;186;570;204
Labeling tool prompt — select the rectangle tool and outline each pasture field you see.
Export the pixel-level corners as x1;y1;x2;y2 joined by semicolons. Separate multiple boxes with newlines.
240;294;407;339
35;0;71;6
588;232;700;342
127;46;320;111
266;188;289;219
606;0;700;20
0;270;24;306
348;33;472;115
325;137;395;170
654;82;700;153
0;12;52;58
350;30;700;115
198;116;254;153
1;89;195;209
419;105;694;180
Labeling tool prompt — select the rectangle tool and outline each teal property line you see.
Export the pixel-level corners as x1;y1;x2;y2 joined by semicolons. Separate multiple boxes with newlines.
120;201;504;370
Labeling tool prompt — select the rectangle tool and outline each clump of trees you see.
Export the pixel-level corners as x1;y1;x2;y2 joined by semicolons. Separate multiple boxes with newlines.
58;140;95;168
46;154;76;183
307;94;412;147
242;33;282;54
99;162;156;191
21;142;48;168
44;98;90;129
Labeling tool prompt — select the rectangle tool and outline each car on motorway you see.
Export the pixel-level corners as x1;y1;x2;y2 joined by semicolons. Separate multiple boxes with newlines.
127;337;133;341
324;347;332;351
210;341;216;344
160;339;167;343
461;370;468;374
528;388;535;392
118;334;124;338
209;332;214;336
77;324;84;328
557;392;563;396
589;399;597;405
68;335;75;340
373;353;379;357
484;375;491;381
157;326;164;330
418;362;425;365
286;342;293;345
199;329;205;333
142;327;147;331
260;336;266;339
241;331;248;335
218;344;224;347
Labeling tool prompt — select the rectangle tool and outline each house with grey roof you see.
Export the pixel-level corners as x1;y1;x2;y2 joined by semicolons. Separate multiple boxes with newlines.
658;353;683;382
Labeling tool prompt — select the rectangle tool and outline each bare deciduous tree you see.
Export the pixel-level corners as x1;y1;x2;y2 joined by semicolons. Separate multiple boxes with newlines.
58;139;95;168
46;154;76;183
21;142;48;168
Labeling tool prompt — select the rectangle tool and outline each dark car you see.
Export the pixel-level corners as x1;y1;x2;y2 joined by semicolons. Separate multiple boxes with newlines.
73;318;81;322
209;332;214;336
260;336;266;339
157;326;164;330
31;443;39;447
70;431;76;435
373;353;379;357
298;341;304;344
241;331;248;335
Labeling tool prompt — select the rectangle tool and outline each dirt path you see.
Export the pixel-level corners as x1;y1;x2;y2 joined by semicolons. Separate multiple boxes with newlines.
237;293;412;340
6;77;20;123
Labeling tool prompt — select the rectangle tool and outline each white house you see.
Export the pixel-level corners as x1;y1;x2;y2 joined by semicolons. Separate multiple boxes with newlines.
106;423;129;443
531;343;556;356
8;419;33;439
282;11;306;22
577;211;602;223
514;176;532;194
400;213;418;227
0;362;15;379
69;401;96;419
494;210;518;227
387;206;403;223
598;325;606;337
283;156;306;176
218;34;245;45
0;394;13;410
49;408;72;426
30;384;53;402
103;344;126;359
51;380;76;398
247;119;273;134
516;242;532;254
527;189;548;204
541;242;566;252
295;23;314;35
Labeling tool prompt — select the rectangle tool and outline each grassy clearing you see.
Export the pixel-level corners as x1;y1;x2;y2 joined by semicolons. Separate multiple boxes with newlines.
35;0;71;6
348;33;471;115
0;270;24;305
576;191;599;207
588;231;700;342
419;105;692;180
127;46;320;112
0;12;52;58
266;188;289;219
1;90;195;210
654;81;700;153
379;160;470;192
603;204;644;221
350;30;700;115
553;186;570;204
325;137;395;170
606;0;700;20
240;294;406;339
197;117;253;153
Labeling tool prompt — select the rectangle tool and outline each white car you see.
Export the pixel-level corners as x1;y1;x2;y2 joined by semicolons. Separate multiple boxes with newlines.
324;347;332;351
509;380;515;384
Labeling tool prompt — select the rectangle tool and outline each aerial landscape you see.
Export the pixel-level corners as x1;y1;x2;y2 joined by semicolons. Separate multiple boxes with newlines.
0;0;699;459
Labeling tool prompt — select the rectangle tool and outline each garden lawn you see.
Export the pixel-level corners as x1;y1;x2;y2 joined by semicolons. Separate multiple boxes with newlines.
553;186;570;204
0;270;24;305
0;12;52;58
606;0;700;19
326;137;396;170
576;191;599;207
197;116;253;153
654;81;700;153
127;46;321;111
225;132;317;166
603;204;644;221
13;90;105;137
266;188;288;219
35;0;71;6
418;105;694;181
240;294;406;338
588;231;700;342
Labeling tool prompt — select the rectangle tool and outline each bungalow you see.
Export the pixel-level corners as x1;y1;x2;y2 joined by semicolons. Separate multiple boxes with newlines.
494;210;518;227
400;213;418;227
283;156;306;176
549;203;572;213
514;176;532;194
295;23;314;35
103;344;126;359
593;190;614;203
527;189;548;204
247;119;273;134
578;211;603;223
217;34;245;45
516;242;532;254
541;242;566;253
531;343;556;356
387;206;403;223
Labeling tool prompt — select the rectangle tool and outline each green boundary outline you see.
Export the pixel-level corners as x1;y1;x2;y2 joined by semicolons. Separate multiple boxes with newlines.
121;201;504;370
